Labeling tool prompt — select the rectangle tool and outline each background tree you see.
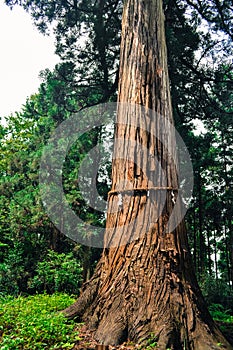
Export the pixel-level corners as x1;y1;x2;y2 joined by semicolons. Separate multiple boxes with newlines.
0;76;103;294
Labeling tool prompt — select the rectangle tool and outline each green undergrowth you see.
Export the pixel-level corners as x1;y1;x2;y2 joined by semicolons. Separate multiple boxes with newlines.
209;304;233;323
0;293;80;350
209;304;233;345
0;295;233;350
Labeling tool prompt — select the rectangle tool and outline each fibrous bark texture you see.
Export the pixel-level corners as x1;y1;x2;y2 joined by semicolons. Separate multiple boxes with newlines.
63;0;233;349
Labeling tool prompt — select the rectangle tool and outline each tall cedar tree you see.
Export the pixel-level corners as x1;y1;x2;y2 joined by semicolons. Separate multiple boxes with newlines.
63;0;232;348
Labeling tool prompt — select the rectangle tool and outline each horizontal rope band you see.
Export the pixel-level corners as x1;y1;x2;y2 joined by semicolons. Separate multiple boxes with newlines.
108;187;179;196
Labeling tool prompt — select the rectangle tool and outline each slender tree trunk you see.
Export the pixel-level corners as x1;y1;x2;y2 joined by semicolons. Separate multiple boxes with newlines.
222;132;233;289
193;207;198;275
206;228;212;277
224;222;232;289
197;171;206;279
63;0;232;348
213;228;219;281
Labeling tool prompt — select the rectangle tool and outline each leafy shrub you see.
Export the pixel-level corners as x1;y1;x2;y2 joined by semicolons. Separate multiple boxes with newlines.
199;275;233;311
209;304;233;323
0;242;26;296
28;250;83;294
0;293;80;349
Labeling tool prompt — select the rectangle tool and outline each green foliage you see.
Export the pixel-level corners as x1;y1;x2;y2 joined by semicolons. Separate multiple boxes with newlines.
0;293;80;349
0;70;102;296
0;241;26;295
199;275;233;310
209;304;233;323
28;250;83;294
139;333;158;349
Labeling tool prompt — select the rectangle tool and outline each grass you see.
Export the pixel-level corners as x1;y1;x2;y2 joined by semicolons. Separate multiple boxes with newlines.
0;293;80;350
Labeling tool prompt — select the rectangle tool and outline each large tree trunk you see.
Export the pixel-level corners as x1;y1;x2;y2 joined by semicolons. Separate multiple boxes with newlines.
63;0;233;348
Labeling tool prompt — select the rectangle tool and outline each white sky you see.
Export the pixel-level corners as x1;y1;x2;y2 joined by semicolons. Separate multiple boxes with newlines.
0;1;59;120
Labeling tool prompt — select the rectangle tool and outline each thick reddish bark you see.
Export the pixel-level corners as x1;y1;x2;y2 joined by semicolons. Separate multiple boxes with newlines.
63;0;233;349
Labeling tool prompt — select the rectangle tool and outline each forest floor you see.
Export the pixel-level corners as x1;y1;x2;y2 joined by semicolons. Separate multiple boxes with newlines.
73;323;233;350
1;294;233;350
73;325;140;349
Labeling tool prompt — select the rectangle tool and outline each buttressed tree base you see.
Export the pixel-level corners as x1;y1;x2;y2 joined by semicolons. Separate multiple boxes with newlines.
63;0;233;349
